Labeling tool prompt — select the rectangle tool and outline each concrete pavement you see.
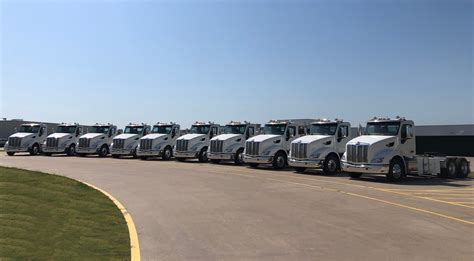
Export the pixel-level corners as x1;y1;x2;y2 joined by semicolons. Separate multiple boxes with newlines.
1;152;473;260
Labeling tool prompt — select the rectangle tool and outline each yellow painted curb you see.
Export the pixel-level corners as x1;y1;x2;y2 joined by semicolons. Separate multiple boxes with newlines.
82;181;141;261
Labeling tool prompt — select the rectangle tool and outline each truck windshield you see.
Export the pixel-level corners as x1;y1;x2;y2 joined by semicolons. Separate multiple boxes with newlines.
365;122;400;136
190;125;210;134
124;126;143;134
310;123;337;135
18;125;40;133
225;125;246;134
57;126;77;133
90;126;110;134
264;124;287;135
152;126;172;134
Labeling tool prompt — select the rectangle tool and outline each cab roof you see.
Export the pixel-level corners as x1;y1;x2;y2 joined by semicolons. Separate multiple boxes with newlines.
127;123;148;127
311;118;343;124
368;116;409;123
154;122;177;126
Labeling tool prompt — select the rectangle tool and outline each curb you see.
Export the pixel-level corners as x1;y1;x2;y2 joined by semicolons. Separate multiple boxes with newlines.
82;181;141;261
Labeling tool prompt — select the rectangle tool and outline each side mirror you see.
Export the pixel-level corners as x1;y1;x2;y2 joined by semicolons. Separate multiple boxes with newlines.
118;129;123;135
286;131;290;141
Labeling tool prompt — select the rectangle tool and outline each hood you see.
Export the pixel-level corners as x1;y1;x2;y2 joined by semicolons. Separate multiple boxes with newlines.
178;133;206;141
211;134;241;141
80;133;104;139
247;134;280;143
114;133;139;140
142;133;167;140
292;135;331;144
48;133;71;139
10;132;35;139
348;135;396;146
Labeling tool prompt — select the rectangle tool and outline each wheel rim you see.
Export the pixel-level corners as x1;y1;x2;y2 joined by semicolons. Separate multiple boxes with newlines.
392;163;402;179
33;146;38;154
165;149;171;158
276;156;285;168
70;146;75;154
448;162;456;176
202;151;207;161
461;162;468;175
238;151;243;163
101;147;107;155
328;159;337;172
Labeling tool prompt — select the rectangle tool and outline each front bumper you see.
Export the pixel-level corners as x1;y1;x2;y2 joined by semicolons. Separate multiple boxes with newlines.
243;155;273;164
341;161;390;174
76;147;99;154
288;157;324;168
43;147;67;153
4;146;30;153
137;149;163;157
174;151;199;158
208;152;234;160
110;148;134;155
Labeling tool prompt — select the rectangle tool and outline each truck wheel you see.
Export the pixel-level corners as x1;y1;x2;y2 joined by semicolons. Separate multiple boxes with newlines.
66;144;76;156
387;158;405;182
294;167;306;173
7;152;15;156
272;151;287;170
442;159;457;179
176;157;186;162
249;163;259;168
140;156;148;160
234;148;244;165
455;158;469;179
29;143;40;156
43;152;52;156
162;147;172;161
98;145;108;157
323;154;340;175
112;154;120;158
198;148;208;163
77;153;85;157
349;173;362;179
211;159;221;164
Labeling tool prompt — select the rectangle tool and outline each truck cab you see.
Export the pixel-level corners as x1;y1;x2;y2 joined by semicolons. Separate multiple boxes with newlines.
174;122;222;162
76;123;118;157
243;119;313;169
43;123;85;156
5;123;48;156
137;122;181;160
340;116;473;182
111;123;150;158
289;119;351;174
208;121;260;165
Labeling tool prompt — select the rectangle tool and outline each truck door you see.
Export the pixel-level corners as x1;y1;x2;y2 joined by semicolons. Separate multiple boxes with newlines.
285;126;297;149
336;124;349;153
400;124;415;157
246;126;255;140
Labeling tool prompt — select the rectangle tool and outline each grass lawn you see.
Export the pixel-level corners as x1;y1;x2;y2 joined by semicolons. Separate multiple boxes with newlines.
0;166;130;259
469;172;474;179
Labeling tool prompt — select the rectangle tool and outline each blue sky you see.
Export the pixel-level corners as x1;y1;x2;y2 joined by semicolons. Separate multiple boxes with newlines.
1;0;472;128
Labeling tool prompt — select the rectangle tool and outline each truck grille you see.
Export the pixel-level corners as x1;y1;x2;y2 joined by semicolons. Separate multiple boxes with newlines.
46;137;59;147
347;144;369;163
291;143;307;159
140;139;153;150
113;139;124;149
210;140;224;153
78;138;90;148
245;141;260;156
176;140;189;152
8;137;22;147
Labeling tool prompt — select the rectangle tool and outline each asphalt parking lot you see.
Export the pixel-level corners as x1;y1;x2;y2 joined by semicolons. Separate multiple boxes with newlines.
1;152;473;260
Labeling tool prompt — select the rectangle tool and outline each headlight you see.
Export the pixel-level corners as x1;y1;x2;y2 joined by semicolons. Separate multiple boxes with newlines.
110;142;114;148
5;141;9;146
262;150;271;156
371;157;384;163
225;147;233;152
310;153;321;158
341;153;346;161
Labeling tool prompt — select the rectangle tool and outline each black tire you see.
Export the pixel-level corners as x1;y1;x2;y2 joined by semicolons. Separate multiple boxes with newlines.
98;145;109;157
210;159;221;164
43;152;52;156
294;167;306;173
140;156;148;160
198;148;208;163
66;144;76;156
234;148;244;165
29;143;40;156
162;146;172;161
272;151;287;170
7;152;15;156
77;153;86;157
441;159;457;179
112;154;120;158
349;173;362;179
248;163;259;168
323;154;340;175
132;148;138;159
455;158;470;179
176;157;186;162
387;158;405;182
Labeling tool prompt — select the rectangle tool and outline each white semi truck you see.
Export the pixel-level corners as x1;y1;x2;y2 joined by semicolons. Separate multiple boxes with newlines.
289;119;351;174
243;119;314;169
76;123;118;157
110;123;150;158
208;121;260;165
341;117;471;182
5;123;48;156
137;122;181;160
174;122;222;162
43;123;86;156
